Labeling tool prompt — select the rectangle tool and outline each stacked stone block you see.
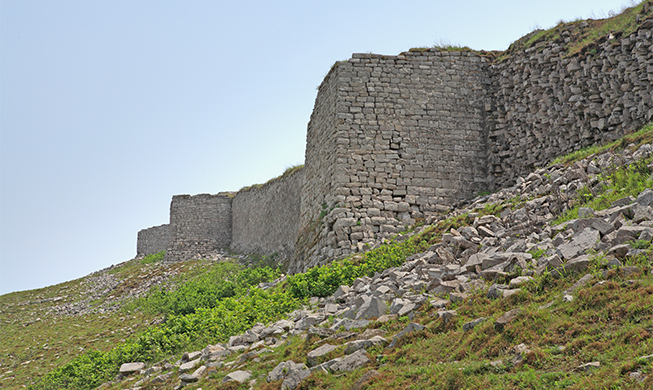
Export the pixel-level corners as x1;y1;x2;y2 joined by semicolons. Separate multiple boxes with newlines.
294;50;493;273
136;224;169;257
231;168;304;262
488;18;653;186
164;193;233;262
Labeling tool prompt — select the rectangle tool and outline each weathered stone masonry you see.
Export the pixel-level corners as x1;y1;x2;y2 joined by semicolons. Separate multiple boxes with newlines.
231;169;304;262
488;17;653;187
295;51;493;272
164;193;233;262
136;12;653;273
136;224;169;257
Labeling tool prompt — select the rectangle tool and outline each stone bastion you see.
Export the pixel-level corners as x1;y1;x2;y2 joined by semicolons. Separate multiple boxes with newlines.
137;15;653;273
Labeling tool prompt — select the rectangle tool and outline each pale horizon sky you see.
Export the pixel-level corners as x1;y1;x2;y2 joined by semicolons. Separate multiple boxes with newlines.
0;0;636;294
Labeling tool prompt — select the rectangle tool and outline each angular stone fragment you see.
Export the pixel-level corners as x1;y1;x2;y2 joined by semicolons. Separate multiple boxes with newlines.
119;362;145;374
557;228;600;259
267;360;310;390
509;276;532;288
512;343;530;364
330;350;370;372
495;308;521;331
502;288;522;299
577;361;600;372
449;292;468;304
437;310;457;324
463;317;487;332
331;318;370;331
333;285;351;301
551;255;590;278
536;254;563;274
307;344;338;367
636;188;653;207
563;273;593;296
430;298;451;309
179;357;201;373
376;314;397;323
356;296;388;320
387;322;425;349
179;372;199;383
281;364;311;390
487;284;507;299
463;253;489;272
570;218;614;236
344;336;387;354
222;370;251;384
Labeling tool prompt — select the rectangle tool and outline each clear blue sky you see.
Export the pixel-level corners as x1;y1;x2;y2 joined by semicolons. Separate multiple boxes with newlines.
0;0;634;294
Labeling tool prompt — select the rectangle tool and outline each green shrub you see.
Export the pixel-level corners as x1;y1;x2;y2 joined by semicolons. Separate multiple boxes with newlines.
140;251;165;264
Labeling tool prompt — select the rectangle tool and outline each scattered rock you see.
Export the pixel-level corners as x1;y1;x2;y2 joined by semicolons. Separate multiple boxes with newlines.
495;308;522;331
222;370;251;384
387;322;425;348
119;362;145;375
330;350;370;372
463;317;487;332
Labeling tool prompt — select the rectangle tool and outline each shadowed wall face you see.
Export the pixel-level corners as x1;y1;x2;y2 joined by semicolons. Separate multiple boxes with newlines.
294;50;493;272
230;168;304;263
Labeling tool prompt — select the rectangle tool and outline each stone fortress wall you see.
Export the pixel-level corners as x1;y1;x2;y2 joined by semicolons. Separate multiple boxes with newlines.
488;17;653;186
136;224;169;257
294;51;493;273
136;7;653;272
164;193;233;262
231;168;304;262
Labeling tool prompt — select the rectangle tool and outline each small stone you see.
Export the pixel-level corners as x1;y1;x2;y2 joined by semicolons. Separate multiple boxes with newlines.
330;350;370;372
509;276;532;288
437;310;457;324
119;362;145;375
430;298;451;309
387;322;425;349
179;373;199;383
577;361;600;372
222;370;251;384
307;344;337;367
512;343;530;364
376;314;397;323
495;308;521;332
463;317;487;332
179;357;201;372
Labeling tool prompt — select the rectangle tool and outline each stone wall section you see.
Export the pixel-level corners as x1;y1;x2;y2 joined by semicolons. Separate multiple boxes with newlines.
136;224;169;257
137;13;653;275
164;193;233;262
231;167;304;262
293;50;493;273
488;19;653;187
294;66;343;272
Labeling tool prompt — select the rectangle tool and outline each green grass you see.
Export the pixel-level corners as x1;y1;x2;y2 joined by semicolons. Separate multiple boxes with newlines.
500;1;651;63
140;250;165;264
239;164;304;192
555;155;653;224
0;259;207;389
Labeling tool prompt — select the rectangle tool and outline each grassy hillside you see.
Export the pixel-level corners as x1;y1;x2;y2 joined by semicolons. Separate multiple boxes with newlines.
0;257;215;387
